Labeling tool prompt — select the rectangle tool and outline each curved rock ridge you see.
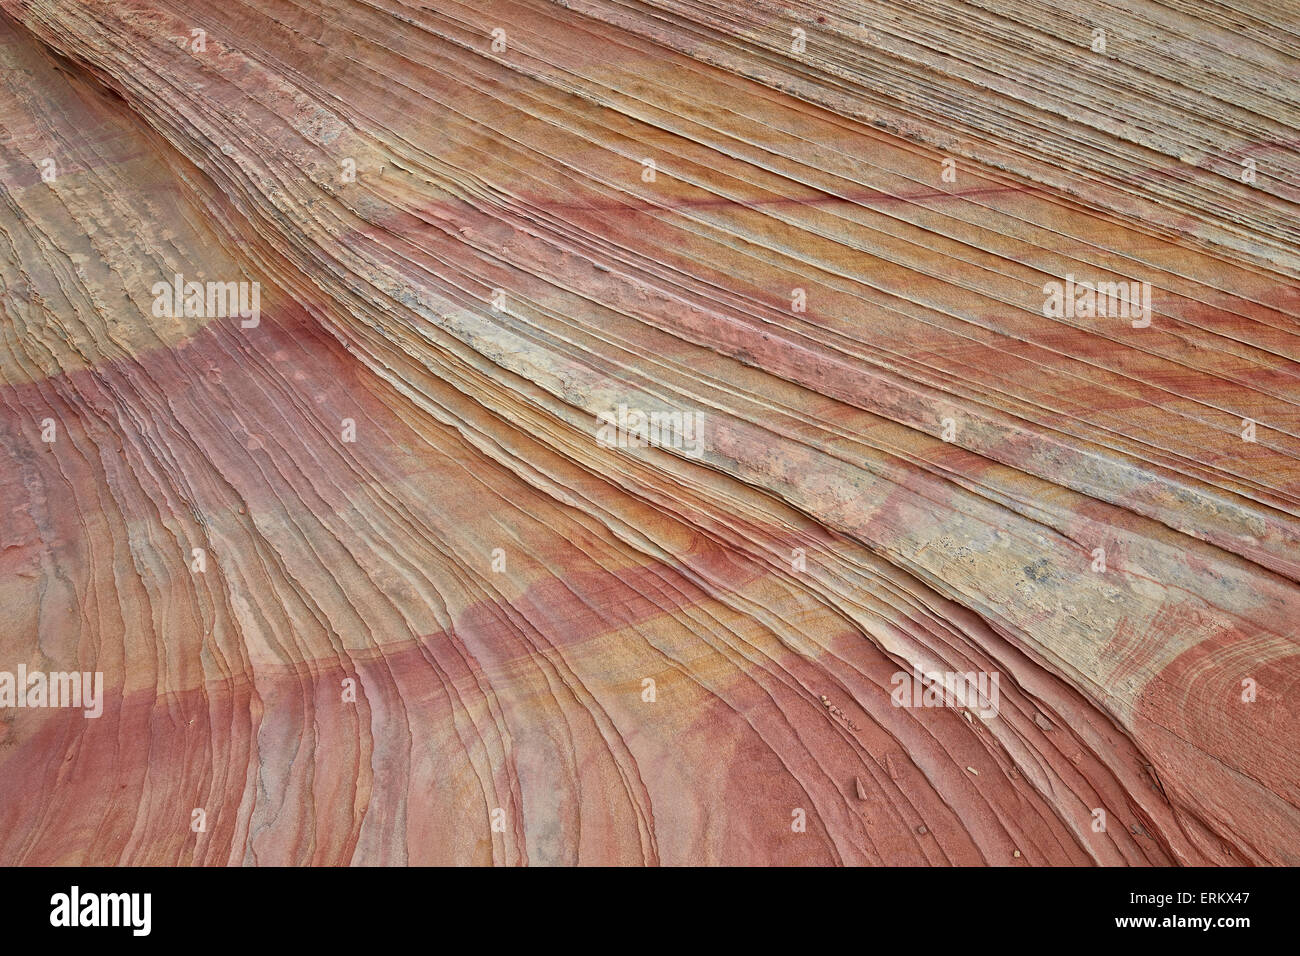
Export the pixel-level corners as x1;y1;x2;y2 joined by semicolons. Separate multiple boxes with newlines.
0;0;1296;865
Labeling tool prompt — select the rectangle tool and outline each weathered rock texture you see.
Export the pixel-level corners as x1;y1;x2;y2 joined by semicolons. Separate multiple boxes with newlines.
0;0;1296;865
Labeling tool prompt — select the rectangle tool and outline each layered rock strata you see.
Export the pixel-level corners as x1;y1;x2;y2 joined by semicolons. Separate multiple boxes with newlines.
0;0;1296;864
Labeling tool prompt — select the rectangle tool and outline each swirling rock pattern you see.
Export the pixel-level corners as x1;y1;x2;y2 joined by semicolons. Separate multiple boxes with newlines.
0;0;1296;865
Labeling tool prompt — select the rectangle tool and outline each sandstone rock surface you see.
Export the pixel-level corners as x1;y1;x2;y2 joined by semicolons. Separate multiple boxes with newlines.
0;0;1296;865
